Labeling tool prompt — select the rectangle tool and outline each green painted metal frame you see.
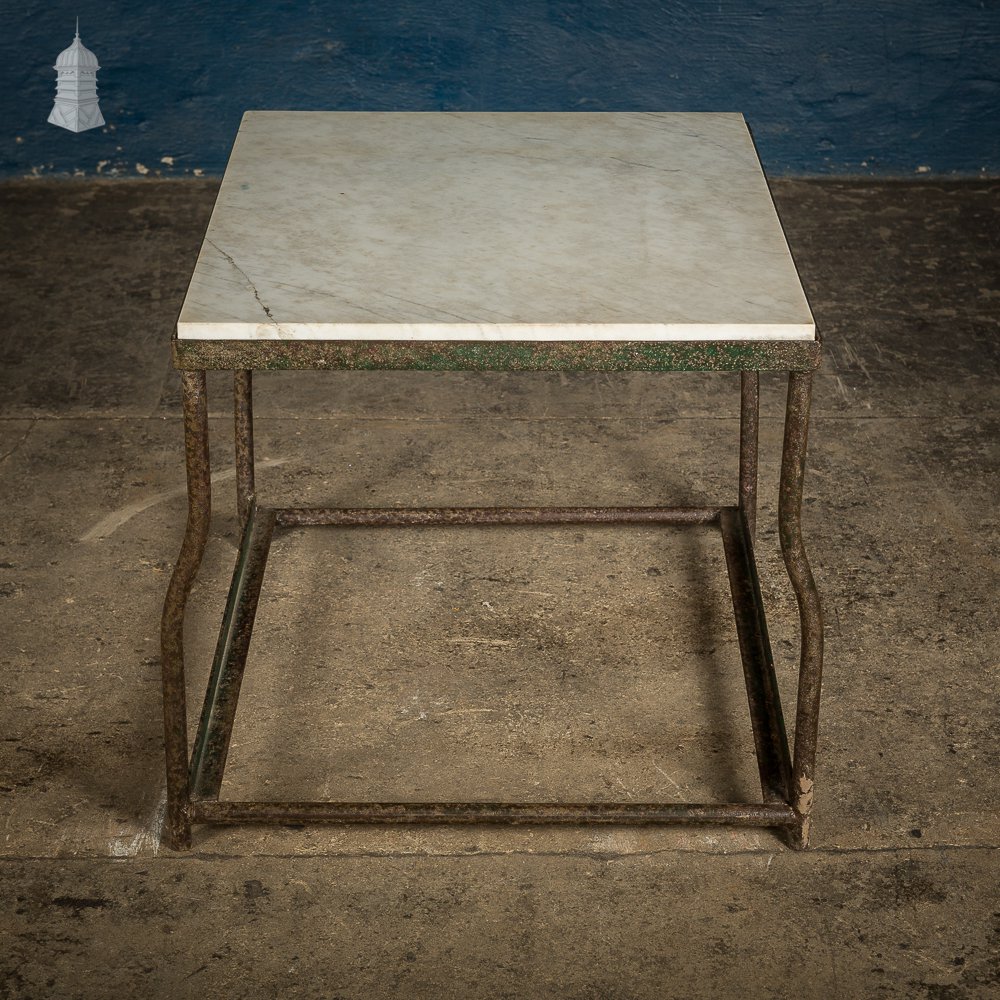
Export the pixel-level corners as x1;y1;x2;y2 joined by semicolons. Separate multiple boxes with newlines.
172;334;821;373
161;335;823;852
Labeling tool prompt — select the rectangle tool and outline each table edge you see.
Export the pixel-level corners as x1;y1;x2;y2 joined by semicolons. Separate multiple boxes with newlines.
171;334;822;372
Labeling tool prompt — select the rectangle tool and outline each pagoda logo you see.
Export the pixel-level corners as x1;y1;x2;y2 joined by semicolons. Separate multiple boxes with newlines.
48;20;105;133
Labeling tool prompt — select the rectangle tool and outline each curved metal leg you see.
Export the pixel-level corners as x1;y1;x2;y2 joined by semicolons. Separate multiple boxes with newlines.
739;371;760;540
160;371;211;850
778;370;824;849
234;370;255;527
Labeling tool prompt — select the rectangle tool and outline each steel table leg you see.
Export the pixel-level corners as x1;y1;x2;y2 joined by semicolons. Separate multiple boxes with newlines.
739;371;760;541
779;370;824;848
234;370;255;529
159;370;211;851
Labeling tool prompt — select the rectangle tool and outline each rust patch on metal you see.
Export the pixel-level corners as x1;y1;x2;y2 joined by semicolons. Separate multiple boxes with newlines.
739;371;760;539
192;799;800;827
159;370;212;851
779;370;824;851
234;370;254;527
276;505;722;528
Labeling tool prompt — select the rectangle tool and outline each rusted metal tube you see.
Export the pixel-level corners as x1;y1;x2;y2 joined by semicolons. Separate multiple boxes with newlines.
191;799;799;827
720;507;792;804
189;503;276;800
779;370;824;849
159;370;212;851
276;506;723;528
234;370;255;527
161;346;825;848
739;371;760;540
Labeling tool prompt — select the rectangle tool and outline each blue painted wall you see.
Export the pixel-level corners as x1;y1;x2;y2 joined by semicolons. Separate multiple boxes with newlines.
2;1;998;178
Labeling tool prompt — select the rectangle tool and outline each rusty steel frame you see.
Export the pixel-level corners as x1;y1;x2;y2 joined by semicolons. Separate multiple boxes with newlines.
160;347;823;852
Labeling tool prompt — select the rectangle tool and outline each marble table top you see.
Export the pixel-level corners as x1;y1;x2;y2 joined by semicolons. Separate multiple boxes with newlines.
177;112;815;342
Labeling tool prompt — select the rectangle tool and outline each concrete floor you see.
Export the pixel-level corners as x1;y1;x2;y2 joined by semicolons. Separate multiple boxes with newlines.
0;178;998;998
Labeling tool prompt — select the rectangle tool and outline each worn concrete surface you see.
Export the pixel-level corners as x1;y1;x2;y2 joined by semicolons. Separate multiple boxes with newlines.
0;179;998;997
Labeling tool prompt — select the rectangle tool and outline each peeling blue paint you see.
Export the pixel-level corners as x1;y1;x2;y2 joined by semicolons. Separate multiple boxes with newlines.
2;0;998;178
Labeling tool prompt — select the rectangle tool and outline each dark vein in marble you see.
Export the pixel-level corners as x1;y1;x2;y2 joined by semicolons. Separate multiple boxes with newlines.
207;238;277;325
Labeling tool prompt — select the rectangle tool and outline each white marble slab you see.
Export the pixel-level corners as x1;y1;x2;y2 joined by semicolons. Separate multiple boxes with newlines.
178;112;815;342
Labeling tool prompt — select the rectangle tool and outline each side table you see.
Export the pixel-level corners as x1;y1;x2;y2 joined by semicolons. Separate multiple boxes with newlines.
162;111;824;851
